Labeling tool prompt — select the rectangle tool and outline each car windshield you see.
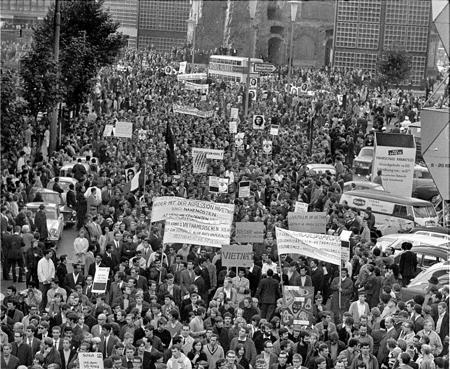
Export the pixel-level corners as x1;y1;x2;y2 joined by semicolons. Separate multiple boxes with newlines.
29;208;58;220
40;192;61;205
414;206;437;218
360;148;373;157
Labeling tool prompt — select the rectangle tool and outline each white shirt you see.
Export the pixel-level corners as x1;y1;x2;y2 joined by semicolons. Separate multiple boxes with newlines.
37;257;55;283
357;301;366;317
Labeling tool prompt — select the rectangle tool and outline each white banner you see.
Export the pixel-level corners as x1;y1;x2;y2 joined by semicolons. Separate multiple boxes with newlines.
79;352;104;369
151;197;234;225
235;133;245;149
114;121;133;138
221;244;253;268
238;181;251;198
231;107;239;120
177;73;208;81
164;218;232;247
229;121;237;134
275;227;341;265
288;212;326;234
103;124;115;137
372;138;416;196
185;81;209;93
179;61;187;74
235;222;265;243
209;176;229;193
92;267;110;293
192;147;224;174
192;148;224;160
173;104;214;118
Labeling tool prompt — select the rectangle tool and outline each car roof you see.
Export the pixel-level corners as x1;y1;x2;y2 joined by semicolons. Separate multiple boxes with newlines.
49;177;78;183
36;188;59;195
394;245;449;260
359;146;374;151
26;202;58;209
341;189;433;206
344;181;381;187
411;226;450;235
377;233;450;247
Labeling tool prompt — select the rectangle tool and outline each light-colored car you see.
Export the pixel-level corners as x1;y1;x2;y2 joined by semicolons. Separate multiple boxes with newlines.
46;177;78;203
412;165;439;201
33;188;76;226
374;233;450;253
391;245;448;274
401;261;450;301
306;164;336;175
353;146;374;175
343;181;384;192
26;202;64;244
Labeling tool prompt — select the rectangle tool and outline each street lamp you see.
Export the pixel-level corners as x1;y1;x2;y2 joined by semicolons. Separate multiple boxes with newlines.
288;1;302;80
244;0;258;120
190;0;200;65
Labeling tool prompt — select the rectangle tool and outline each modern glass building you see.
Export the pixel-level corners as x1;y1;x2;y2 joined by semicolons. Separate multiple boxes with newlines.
103;0;138;48
332;0;432;87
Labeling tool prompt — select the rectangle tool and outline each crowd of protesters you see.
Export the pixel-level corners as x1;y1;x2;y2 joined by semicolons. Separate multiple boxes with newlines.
1;47;448;369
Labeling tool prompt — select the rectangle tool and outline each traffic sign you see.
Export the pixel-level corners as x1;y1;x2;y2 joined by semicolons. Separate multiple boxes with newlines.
253;63;276;73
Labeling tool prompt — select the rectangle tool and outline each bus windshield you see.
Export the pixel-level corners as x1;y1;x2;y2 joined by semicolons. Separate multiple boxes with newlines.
413;206;437;218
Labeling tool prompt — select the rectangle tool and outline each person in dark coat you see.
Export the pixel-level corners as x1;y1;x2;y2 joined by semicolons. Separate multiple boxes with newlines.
364;265;382;308
11;332;33;366
34;204;48;242
75;186;88;230
72;159;87;182
399;242;417;286
310;259;323;296
194;267;208;303
255;269;280;320
66;183;77;209
1;343;20;369
4;226;25;282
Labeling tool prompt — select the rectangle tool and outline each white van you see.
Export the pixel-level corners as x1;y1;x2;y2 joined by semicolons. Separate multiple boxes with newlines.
339;190;438;234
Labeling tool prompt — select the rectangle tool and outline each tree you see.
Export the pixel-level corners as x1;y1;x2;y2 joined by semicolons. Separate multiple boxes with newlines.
378;49;412;87
20;0;127;153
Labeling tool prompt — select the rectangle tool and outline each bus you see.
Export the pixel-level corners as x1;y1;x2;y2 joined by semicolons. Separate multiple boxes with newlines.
339;190;439;235
208;55;263;83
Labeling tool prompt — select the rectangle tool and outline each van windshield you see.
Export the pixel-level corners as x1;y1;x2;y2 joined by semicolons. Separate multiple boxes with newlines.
414;206;437;218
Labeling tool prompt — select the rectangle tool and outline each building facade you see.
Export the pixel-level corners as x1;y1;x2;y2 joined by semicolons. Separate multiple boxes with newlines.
103;0;138;48
1;0;54;23
333;0;432;87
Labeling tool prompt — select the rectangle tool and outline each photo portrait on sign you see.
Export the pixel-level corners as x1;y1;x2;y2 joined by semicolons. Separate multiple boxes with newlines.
253;115;265;129
249;77;258;88
249;89;257;101
125;168;136;182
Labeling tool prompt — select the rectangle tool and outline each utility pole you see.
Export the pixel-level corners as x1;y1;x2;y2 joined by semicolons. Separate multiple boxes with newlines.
49;0;61;155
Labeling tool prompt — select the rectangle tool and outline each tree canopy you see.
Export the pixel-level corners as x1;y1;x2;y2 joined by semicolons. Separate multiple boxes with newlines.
378;49;412;87
21;0;127;115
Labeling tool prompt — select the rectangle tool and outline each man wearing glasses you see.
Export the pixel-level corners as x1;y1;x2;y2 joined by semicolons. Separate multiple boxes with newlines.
225;351;244;369
256;341;277;369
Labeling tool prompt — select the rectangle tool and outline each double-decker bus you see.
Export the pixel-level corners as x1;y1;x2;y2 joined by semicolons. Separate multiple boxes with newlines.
208;55;263;83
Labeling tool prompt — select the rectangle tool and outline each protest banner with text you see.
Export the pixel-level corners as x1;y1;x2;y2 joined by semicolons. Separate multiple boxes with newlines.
235;222;265;243
221;244;253;268
287;212;326;234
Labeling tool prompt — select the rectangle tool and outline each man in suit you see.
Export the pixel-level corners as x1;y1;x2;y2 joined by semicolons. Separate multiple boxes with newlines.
101;182;114;205
66;183;77;209
24;324;41;356
256;340;278;368
103;244;120;272
64;263;84;293
157;273;183;306
170;255;184;284
285;261;301;286
3;226;25;282
179;260;195;290
247;260;262;296
377;316;399;363
399;242;418;286
52;326;64;352
310;259;323;295
1;343;20;369
255;269;280;320
88;253;105;277
299;265;312;287
108;271;126;307
11;332;33;366
129;267;148;291
435;302;449;341
42;336;62;368
59;338;77;369
109;232;123;257
193;267;208;303
99;323;119;358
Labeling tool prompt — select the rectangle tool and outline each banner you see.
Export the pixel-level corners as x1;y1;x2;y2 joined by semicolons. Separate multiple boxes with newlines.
340;230;352;262
288;212;326;234
221;244;253;268
103;124;115;137
253;115;265;129
372;133;416;196
270;125;279;136
177;73;208;81
283;286;314;326
151;197;234;225
192;148;224;174
185;81;209;94
179;61;187;74
173;104;214;118
229;121;237;134
209;176;229;193
231;107;239;120
275;227;341;265
262;140;272;154
79;352;104;369
235;133;245;149
92;267;110;293
238;181;251;198
163;218;232;247
294;202;309;213
235;222;265;243
125;167;136;182
114;121;133;138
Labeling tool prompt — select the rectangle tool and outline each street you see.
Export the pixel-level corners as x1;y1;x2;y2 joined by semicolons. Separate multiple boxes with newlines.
1;227;78;295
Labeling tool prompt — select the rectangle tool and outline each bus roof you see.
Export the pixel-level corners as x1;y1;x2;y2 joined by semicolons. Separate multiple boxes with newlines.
209;55;263;63
342;190;433;206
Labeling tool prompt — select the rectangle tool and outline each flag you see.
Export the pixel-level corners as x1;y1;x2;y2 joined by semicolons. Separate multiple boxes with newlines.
165;121;178;174
192;150;208;173
130;165;145;192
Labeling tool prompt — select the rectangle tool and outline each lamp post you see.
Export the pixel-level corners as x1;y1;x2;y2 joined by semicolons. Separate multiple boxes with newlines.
189;0;200;66
244;0;258;120
288;1;302;81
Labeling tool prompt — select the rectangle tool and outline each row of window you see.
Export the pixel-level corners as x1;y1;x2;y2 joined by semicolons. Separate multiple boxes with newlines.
139;0;190;32
335;23;380;50
138;35;185;53
1;0;53;12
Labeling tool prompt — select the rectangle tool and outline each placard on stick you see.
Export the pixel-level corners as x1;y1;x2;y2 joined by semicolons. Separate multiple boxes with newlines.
92;267;110;293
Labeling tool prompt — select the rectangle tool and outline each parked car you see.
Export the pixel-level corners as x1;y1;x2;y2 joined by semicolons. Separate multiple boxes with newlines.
343;181;384;192
400;261;450;301
33;188;76;226
374;233;450;253
26;202;64;244
353;146;374;175
306;164;336;175
59;162;90;177
392;245;448;274
46;177;78;203
412;165;439;201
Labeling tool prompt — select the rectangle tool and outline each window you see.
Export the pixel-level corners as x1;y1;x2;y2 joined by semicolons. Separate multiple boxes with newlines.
393;205;408;218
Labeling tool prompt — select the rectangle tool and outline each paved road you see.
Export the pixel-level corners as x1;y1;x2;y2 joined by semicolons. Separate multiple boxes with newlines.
1;227;78;295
